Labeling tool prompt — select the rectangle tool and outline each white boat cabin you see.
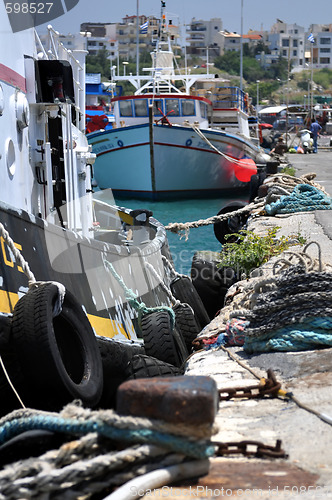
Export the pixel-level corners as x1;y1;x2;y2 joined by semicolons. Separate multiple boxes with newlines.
111;94;211;129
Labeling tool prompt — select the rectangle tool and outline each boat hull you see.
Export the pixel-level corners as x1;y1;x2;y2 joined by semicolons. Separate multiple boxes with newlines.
0;201;172;341
88;123;261;200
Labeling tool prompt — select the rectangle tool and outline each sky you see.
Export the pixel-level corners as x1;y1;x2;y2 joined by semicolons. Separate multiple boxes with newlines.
39;0;332;40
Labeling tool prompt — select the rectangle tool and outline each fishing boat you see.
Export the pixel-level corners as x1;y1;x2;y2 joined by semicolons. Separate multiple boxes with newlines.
0;4;176;411
87;1;267;200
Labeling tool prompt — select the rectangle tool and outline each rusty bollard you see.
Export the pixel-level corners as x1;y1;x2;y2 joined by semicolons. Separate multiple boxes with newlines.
116;375;219;425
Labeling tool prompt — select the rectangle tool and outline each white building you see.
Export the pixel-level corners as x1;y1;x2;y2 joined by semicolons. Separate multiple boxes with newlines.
186;18;223;60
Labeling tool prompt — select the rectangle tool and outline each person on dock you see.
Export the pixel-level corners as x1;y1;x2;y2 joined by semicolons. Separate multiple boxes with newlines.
310;118;322;153
270;136;288;156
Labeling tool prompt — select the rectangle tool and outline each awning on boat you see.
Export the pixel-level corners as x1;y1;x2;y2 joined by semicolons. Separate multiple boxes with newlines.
258;105;287;115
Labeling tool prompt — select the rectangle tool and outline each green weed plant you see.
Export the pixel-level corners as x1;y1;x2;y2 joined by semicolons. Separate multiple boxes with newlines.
218;227;306;278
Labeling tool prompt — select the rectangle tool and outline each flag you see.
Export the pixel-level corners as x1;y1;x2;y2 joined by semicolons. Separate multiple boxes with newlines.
140;21;148;34
307;33;315;43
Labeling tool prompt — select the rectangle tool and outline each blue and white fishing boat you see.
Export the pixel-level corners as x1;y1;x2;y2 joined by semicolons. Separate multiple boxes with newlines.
87;1;267;200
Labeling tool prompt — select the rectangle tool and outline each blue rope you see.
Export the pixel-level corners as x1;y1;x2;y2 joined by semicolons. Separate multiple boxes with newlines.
265;184;332;215
0;415;215;459
244;316;332;353
104;259;175;328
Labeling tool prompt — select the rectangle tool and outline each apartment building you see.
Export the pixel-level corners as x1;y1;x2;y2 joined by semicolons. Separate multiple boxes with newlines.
308;24;332;68
268;21;306;69
186;18;223;60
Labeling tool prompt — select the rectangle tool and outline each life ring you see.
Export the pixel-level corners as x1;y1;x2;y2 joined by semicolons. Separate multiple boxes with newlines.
125;354;183;379
170;275;210;330
11;282;103;409
117;140;124;147
173;302;201;351
213;201;248;245
140;310;188;368
186;139;193;147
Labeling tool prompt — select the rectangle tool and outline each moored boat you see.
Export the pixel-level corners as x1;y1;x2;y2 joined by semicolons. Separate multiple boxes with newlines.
87;1;268;200
0;3;178;414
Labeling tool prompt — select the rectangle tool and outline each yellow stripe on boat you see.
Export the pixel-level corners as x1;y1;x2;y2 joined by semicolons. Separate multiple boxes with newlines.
87;313;134;339
0;290;19;313
0;290;134;340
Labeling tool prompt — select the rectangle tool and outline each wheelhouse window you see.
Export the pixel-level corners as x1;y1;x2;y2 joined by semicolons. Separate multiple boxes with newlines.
181;99;195;116
134;99;148;116
165;99;180;116
119;100;133;117
199;100;207;118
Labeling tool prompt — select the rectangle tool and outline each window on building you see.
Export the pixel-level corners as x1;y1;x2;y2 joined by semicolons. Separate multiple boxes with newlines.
294;29;298;34
293;50;297;56
134;99;148;117
181;99;195;116
321;47;331;53
282;39;289;47
320;57;330;64
119;100;133;117
165;99;179;116
320;38;331;45
293;39;298;47
282;50;287;56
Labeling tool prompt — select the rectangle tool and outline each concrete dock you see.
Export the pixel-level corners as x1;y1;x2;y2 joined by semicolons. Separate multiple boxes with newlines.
149;145;332;499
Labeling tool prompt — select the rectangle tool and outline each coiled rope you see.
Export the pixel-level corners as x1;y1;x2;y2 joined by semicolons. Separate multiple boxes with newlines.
265;184;332;215
0;403;215;499
229;259;332;352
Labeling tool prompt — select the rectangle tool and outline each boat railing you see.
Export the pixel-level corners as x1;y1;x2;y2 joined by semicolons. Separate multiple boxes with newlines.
34;27;86;132
194;86;247;113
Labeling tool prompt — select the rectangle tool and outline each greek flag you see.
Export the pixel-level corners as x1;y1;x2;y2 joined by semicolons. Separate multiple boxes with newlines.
307;33;315;43
140;21;148;34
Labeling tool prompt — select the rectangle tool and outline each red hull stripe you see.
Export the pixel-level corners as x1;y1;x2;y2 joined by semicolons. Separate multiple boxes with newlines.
0;63;26;92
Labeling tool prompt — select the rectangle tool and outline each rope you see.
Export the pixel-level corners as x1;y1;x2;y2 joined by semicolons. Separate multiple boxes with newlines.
0;222;36;286
228;260;332;352
145;262;180;307
265;184;332;215
103;257;175;328
190;123;258;167
165;200;265;239
0;404;215;498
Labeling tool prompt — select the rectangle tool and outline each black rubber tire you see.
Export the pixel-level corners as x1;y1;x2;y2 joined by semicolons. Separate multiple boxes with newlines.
0;342;27;417
213;202;248;245
140;310;188;368
125;354;183;379
11;283;103;409
173;303;201;351
97;337;145;408
170;275;210;330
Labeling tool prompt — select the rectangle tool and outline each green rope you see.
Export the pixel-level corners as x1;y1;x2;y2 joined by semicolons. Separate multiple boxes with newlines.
0;415;215;460
265;184;332;216
244;317;332;353
104;259;175;327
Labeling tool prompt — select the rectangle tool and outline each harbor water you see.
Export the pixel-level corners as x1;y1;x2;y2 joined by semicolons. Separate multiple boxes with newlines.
114;194;249;275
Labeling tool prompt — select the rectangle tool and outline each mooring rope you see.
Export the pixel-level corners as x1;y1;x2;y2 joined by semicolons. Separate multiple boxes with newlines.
165;172;327;239
165;200;265;240
0;222;36;286
0;403;215;499
189;123;258;167
103;257;175;328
